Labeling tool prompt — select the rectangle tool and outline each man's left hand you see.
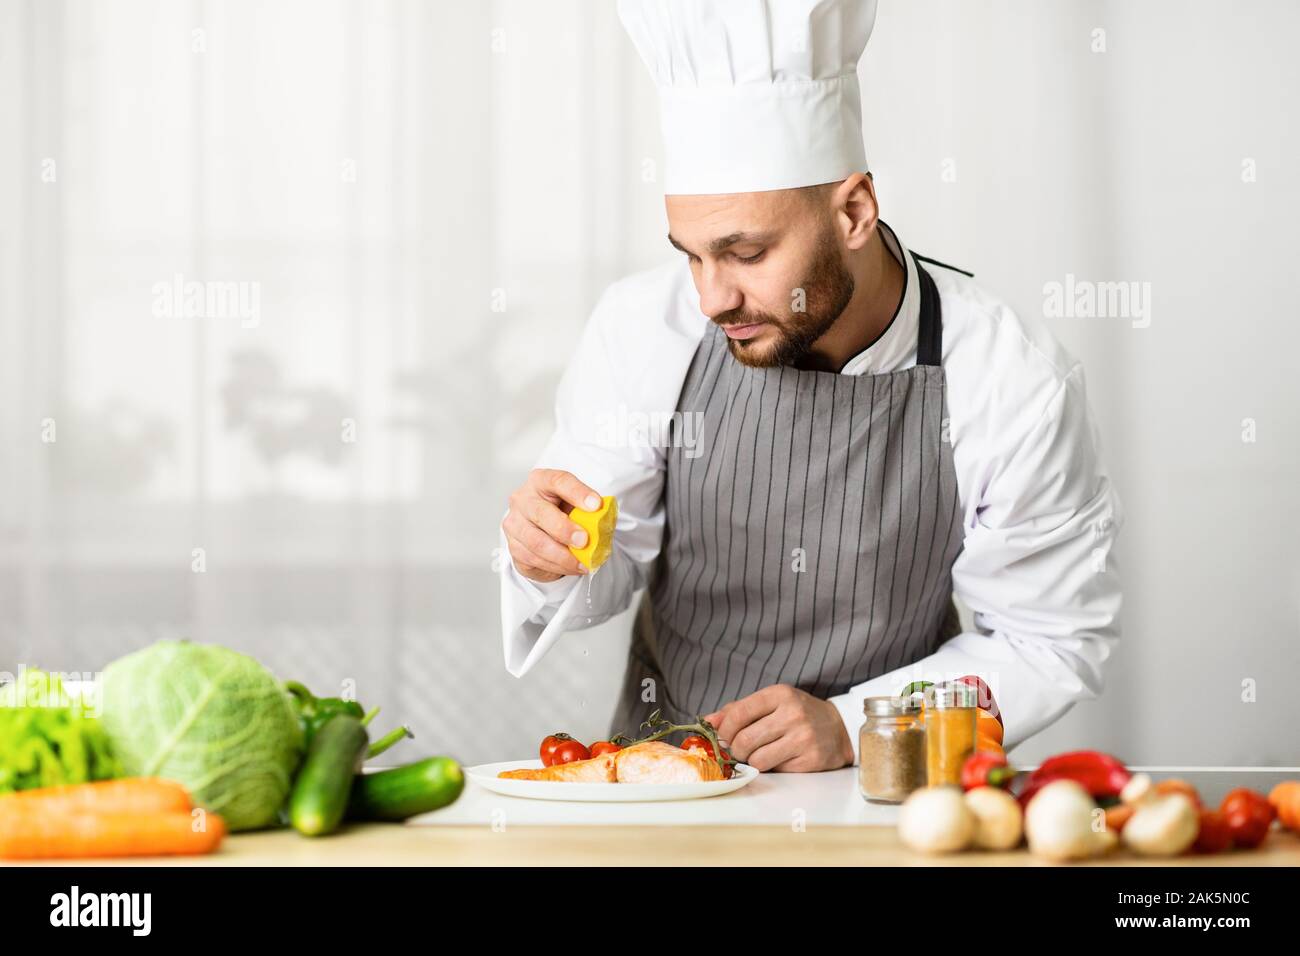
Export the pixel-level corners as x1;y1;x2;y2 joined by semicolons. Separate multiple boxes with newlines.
702;684;853;773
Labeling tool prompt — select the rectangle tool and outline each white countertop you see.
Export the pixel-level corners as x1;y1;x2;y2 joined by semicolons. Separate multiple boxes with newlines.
410;766;900;827
408;765;1300;829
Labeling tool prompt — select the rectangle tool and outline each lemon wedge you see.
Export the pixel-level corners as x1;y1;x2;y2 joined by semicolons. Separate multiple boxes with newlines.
569;495;617;570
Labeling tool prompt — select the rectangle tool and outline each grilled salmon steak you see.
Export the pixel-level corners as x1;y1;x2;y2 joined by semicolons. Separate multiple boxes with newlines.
498;752;617;782
614;741;724;783
497;741;724;783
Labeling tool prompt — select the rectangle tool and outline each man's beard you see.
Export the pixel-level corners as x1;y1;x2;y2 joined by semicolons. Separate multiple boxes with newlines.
715;230;856;369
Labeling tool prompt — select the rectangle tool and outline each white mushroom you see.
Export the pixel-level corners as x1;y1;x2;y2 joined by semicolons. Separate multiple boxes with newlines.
1120;772;1155;806
1122;793;1199;857
964;786;1024;850
1024;779;1114;861
897;786;975;854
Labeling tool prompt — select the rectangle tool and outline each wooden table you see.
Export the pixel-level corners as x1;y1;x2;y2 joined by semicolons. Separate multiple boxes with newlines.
172;821;1300;867
25;767;1300;866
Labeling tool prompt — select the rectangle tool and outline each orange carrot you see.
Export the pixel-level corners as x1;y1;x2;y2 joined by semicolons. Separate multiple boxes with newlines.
1104;803;1136;834
0;810;226;860
0;778;192;817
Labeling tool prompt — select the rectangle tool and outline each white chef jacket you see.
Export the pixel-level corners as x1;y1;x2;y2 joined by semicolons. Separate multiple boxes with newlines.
499;222;1122;762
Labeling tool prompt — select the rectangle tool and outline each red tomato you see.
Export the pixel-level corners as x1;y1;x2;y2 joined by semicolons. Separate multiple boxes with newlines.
1220;788;1276;848
540;733;576;767
551;739;592;765
1193;809;1233;854
589;741;622;758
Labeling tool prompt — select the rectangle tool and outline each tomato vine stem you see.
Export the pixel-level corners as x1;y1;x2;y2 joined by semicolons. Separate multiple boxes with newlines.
622;709;737;774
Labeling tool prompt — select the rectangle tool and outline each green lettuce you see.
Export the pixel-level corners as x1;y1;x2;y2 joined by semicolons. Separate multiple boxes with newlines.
0;670;120;792
100;641;303;831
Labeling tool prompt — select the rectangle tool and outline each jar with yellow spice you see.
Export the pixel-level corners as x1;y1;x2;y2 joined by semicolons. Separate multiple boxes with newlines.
924;682;978;787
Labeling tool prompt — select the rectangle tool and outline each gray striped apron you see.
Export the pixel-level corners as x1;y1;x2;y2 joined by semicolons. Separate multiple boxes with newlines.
610;255;965;739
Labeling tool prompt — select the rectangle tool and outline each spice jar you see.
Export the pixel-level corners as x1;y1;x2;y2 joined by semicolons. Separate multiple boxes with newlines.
858;696;926;803
925;682;978;787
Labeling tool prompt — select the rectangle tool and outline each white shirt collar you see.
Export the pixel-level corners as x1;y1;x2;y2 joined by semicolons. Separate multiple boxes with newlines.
838;220;919;376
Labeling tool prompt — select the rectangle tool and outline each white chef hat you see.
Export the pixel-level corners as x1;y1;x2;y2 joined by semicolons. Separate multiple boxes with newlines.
617;0;878;195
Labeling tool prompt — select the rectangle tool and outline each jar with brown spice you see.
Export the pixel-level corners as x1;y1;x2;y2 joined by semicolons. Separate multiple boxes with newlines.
858;696;926;803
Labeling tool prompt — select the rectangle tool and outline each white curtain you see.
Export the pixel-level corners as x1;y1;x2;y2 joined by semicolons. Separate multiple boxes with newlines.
1;0;1296;767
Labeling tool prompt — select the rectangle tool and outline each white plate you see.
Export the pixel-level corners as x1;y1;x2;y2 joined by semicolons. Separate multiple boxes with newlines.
466;759;759;802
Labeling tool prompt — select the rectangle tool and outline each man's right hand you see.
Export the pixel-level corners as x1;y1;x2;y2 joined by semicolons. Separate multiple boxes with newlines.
503;469;604;582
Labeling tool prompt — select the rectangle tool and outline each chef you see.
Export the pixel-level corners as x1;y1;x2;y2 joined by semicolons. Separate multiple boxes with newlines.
499;0;1122;772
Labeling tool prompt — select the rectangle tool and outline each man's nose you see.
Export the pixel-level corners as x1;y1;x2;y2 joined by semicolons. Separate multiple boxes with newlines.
696;264;742;320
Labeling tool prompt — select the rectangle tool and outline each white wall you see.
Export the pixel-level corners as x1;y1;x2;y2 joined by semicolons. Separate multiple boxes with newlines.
1;0;1295;767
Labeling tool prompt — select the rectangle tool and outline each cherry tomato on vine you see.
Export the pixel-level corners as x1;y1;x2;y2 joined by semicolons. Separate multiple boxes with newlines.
540;733;576;767
551;739;592;765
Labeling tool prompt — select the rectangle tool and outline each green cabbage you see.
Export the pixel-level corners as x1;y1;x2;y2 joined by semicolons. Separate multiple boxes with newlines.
100;641;303;831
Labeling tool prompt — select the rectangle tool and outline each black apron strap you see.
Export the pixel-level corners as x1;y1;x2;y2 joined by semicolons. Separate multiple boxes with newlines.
913;253;944;368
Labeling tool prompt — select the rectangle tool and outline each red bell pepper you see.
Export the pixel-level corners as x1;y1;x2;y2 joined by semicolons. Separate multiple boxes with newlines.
956;675;1003;727
1018;750;1131;806
961;751;1018;791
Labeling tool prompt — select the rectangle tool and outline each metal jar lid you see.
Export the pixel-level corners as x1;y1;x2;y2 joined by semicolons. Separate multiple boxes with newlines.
863;695;922;716
929;682;979;709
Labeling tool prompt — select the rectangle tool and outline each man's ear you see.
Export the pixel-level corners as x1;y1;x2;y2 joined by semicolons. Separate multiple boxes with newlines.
831;172;879;251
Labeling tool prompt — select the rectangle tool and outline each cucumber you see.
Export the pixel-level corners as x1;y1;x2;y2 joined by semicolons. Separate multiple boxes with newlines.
348;757;464;821
289;714;369;836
